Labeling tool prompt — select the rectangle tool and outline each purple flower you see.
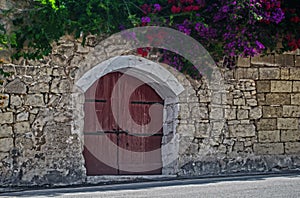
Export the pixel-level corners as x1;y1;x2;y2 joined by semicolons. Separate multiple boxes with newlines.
196;0;205;6
271;8;285;24
154;4;161;12
141;16;151;23
177;20;192;35
221;5;229;13
119;25;126;30
255;41;265;50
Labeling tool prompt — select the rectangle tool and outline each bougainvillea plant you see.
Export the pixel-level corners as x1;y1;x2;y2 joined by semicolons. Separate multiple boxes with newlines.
131;0;299;76
134;0;299;57
0;0;299;77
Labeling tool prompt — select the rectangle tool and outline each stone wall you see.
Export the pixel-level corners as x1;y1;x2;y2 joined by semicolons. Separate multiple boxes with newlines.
178;54;300;175
0;35;300;186
0;36;91;186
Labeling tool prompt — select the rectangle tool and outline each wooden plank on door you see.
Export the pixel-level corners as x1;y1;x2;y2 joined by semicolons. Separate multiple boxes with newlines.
83;133;118;175
118;134;162;174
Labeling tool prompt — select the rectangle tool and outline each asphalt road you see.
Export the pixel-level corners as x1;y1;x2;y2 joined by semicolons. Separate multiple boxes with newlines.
1;174;300;198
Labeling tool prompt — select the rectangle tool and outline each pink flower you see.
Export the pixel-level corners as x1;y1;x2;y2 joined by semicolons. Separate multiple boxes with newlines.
171;6;181;13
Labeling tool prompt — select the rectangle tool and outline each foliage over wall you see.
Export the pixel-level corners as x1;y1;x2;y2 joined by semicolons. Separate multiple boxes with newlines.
0;0;299;71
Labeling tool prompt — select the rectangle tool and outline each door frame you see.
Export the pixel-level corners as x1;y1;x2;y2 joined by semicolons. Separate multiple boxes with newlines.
74;55;184;175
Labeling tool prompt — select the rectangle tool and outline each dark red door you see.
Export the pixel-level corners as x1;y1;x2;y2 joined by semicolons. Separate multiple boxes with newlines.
83;72;163;175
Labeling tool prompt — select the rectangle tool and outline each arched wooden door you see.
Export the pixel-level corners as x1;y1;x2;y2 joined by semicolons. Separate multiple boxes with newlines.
83;72;163;175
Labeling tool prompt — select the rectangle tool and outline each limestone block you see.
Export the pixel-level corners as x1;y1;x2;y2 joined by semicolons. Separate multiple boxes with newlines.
0;125;13;138
257;93;266;105
178;136;193;154
56;43;75;57
29;82;49;93
211;121;225;132
281;130;300;142
249;107;262;119
218;144;227;153
0;138;13;152
270;81;292;92
209;107;224;120
246;98;258;106
14;122;30;134
225;108;236;120
265;93;290;105
257;119;277;130
224;92;233;105
237;109;249;120
199;93;210;103
10;95;23;107
259;68;280;80
233;141;244;152
256;81;271;93
244;91;252;99
15;137;33;150
258;130;280;142
262;106;283;118
238;80;256;91
16;111;29;122
0;94;9;108
275;54;295;67
233;90;243;98
70;55;84;67
178;103;190;120
195;122;210;138
233;98;245;106
192;106;208;119
296;55;300;66
280;68;290;80
251;54;274;66
285;142;300;154
25;94;45;107
283;105;300;117
51;79;72;93
293;81;300;92
211;92;222;104
52;67;64;77
235;68;258;80
53;112;72;123
0;112;13;124
291;94;300;105
188;143;199;154
4;78;27;94
278;118;298;130
189;103;199;117
237;57;251;67
253;143;284;155
177;124;195;136
229;124;256;137
76;43;90;54
290;68;300;80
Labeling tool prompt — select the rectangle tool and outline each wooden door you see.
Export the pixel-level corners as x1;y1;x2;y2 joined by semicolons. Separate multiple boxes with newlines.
83;72;163;175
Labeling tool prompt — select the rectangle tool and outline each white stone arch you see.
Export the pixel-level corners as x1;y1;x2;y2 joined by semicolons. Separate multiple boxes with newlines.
72;55;185;175
75;55;184;99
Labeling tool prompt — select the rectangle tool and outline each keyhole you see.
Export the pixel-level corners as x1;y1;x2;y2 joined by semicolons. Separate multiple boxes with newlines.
126;143;129;147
